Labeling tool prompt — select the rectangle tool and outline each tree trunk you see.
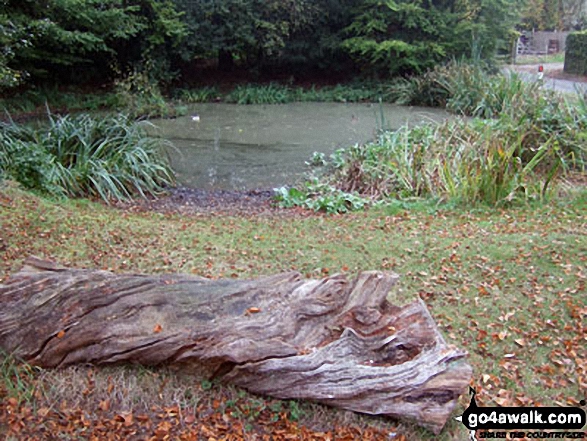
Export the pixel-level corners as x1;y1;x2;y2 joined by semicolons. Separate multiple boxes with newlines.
0;257;471;434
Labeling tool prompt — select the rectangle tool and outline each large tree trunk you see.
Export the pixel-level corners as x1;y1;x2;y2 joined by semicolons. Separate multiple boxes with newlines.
0;257;471;434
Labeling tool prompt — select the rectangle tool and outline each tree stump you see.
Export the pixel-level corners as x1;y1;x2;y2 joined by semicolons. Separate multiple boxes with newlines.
0;257;472;433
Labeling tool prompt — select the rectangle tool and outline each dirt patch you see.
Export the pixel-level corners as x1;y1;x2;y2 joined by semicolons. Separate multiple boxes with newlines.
112;186;314;218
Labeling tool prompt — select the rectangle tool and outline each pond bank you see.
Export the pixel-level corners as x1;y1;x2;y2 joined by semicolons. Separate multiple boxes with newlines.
113;186;297;217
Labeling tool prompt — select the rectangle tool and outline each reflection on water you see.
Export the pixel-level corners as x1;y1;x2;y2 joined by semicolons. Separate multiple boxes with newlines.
149;102;449;190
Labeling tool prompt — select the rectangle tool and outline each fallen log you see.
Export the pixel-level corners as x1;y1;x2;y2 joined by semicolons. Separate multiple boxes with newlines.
0;256;471;433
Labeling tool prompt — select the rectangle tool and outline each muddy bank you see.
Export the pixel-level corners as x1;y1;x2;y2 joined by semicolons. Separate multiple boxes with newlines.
113;187;303;217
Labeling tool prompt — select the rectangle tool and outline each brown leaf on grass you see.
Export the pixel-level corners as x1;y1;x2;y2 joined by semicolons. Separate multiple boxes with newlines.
37;407;50;417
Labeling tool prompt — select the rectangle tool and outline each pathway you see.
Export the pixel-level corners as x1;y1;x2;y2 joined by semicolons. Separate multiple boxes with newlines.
503;63;587;94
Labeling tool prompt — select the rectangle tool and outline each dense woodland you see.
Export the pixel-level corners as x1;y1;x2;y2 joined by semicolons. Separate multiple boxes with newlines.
2;0;582;92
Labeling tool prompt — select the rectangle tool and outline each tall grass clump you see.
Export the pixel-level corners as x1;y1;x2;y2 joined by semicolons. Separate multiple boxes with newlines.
285;81;587;212
176;86;220;103
226;83;292;104
212;82;396;105
0;352;41;406
0;113;175;202
0;86;123;115
300;117;574;208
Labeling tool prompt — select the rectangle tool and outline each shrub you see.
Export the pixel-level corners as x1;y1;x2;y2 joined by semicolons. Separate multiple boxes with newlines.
0;113;175;202
114;70;184;119
564;31;587;76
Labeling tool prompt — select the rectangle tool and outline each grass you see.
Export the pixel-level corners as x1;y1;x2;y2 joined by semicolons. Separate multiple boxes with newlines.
178;82;397;105
0;86;122;115
1;81;400;117
280;61;587;212
1;182;586;439
0;113;175;202
514;53;566;65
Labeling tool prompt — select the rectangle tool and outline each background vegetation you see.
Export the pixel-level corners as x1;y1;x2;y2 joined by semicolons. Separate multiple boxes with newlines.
0;0;547;93
564;30;587;75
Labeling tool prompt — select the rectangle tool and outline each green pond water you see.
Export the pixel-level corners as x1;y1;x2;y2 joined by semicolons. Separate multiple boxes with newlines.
149;103;450;190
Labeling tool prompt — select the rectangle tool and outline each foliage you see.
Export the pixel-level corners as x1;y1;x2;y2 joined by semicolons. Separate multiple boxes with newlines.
3;0;525;88
176;86;220;103
274;182;371;214
0;113;175;202
177;82;395;105
113;66;186;118
520;0;586;30
318;115;579;206
0;86;122;114
398;61;587;161
1;0;186;89
173;0;322;70
0;10;32;89
341;0;452;76
341;0;522;76
226;83;292;104
284;64;586;209
0;352;41;405
564;31;587;76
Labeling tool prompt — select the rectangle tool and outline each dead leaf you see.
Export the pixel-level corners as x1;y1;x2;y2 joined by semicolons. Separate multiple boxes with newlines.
514;338;526;347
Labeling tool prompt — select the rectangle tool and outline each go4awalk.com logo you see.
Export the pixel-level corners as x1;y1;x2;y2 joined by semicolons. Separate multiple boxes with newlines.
455;388;586;439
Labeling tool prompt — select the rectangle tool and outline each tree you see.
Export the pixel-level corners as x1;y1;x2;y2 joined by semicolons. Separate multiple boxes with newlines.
173;0;323;71
1;0;186;88
341;0;454;76
341;0;522;77
520;0;586;30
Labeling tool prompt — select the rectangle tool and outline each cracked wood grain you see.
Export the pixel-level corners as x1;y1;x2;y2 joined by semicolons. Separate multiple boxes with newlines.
0;256;471;433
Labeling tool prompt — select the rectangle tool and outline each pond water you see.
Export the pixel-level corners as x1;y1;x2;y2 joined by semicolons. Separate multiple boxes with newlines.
149;103;449;191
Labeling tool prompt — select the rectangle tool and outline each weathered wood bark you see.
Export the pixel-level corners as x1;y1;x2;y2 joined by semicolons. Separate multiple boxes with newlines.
0;257;471;434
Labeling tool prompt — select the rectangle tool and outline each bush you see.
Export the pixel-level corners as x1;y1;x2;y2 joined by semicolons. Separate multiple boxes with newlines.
0;113;175;202
114;69;185;119
564;31;587;76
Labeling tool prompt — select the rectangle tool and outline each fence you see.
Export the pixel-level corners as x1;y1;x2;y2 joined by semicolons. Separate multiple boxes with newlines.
517;31;569;56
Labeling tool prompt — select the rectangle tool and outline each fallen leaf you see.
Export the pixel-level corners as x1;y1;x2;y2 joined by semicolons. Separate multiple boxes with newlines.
153;324;163;333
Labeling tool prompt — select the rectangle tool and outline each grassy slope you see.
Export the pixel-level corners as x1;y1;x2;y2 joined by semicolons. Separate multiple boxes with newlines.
1;183;586;439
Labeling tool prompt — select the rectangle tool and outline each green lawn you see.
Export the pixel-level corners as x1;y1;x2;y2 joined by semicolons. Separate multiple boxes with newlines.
514;53;566;65
1;183;586;439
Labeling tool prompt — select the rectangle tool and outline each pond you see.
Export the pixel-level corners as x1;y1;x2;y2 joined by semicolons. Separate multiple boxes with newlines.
149;103;450;191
